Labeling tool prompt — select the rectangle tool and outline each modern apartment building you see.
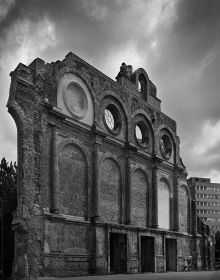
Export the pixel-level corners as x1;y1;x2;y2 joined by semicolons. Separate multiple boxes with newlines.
188;177;220;233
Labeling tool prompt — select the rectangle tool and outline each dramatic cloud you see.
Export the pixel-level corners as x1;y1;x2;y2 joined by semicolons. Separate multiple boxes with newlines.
0;0;15;22
0;0;220;182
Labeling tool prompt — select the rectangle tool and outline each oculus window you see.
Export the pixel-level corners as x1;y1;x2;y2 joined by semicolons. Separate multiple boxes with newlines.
160;134;172;159
104;104;122;134
135;121;150;147
57;73;94;126
104;108;115;130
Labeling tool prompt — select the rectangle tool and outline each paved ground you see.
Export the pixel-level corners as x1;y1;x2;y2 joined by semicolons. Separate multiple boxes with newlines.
39;270;220;280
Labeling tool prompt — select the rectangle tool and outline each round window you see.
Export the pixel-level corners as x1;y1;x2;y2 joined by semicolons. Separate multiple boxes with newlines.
104;104;121;134
160;134;172;159
135;121;150;147
104;108;115;130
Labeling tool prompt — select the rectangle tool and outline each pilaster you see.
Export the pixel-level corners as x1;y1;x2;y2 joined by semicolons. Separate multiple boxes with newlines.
92;141;101;220
49;124;59;213
173;168;179;231
125;154;131;224
152;165;158;228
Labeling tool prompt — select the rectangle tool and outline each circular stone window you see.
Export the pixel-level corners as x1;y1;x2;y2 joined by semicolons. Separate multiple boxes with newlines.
104;104;121;134
63;82;88;119
135;121;150;147
160;134;172;159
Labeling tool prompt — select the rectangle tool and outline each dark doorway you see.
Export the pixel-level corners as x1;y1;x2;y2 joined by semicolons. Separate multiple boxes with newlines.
110;233;127;274
166;238;177;271
141;236;154;272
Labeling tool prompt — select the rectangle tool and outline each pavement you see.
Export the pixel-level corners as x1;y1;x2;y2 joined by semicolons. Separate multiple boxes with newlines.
38;270;220;280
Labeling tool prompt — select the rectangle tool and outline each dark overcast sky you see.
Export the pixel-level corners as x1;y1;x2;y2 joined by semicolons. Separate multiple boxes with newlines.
1;0;220;181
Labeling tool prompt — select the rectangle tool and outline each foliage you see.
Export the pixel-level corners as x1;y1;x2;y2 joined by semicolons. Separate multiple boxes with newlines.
0;157;17;213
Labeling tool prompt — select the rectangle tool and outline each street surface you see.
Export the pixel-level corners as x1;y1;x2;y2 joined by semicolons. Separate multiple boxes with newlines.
39;270;220;280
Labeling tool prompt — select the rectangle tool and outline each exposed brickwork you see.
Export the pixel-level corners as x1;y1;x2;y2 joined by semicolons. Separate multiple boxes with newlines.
7;52;210;278
131;169;148;227
99;159;120;223
59;144;87;217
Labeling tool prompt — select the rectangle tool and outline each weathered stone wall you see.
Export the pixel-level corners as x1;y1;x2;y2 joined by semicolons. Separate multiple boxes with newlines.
177;237;191;271
128;230;139;273
44;218;91;276
155;234;164;272
7;52;204;278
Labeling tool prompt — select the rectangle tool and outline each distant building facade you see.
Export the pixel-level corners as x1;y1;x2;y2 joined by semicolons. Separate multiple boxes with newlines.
188;177;220;233
8;52;207;278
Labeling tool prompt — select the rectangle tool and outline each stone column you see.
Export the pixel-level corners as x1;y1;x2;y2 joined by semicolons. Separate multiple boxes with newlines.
173;171;179;231
92;142;100;220
152;166;158;228
91;139;101;274
49;124;59;213
125;155;131;224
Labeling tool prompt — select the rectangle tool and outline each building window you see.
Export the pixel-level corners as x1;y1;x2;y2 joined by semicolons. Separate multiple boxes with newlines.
104;108;114;130
138;73;147;96
103;104;122;134
159;134;172;160
138;80;142;92
135;121;150;147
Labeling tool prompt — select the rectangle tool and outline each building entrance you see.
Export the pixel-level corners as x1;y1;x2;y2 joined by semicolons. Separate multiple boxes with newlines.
166;238;177;271
141;236;154;272
110;233;127;274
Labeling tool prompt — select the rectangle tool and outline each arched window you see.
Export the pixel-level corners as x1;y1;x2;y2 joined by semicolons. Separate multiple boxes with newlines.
158;179;170;229
138;73;147;99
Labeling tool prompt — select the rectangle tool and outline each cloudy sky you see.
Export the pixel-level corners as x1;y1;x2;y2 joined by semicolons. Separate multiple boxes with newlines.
0;0;220;182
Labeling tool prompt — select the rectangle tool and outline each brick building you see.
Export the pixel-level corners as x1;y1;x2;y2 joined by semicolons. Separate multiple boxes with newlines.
8;52;205;278
188;177;220;233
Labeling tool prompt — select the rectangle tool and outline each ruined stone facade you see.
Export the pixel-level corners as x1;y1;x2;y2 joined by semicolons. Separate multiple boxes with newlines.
8;53;204;278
